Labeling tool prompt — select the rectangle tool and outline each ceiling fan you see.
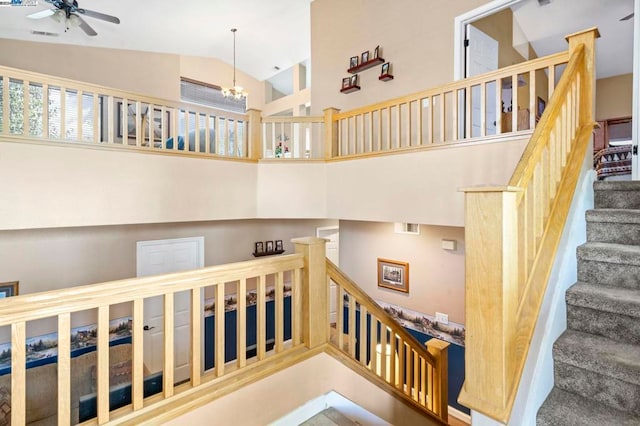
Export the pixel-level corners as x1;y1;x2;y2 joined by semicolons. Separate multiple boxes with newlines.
27;0;120;37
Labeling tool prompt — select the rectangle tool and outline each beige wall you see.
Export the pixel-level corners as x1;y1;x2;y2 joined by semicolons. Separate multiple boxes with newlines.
0;38;265;109
339;221;465;324
310;0;489;115
596;73;633;121
166;352;437;426
326;136;529;227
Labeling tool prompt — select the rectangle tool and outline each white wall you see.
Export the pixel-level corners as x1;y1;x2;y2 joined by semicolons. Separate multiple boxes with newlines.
165;352;438;426
326;137;529;227
340;221;465;323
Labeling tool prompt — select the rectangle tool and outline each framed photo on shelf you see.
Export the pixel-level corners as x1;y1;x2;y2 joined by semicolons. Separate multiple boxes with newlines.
361;50;369;64
373;45;380;59
266;241;274;253
275;240;283;251
342;77;351;88
0;281;18;298
381;62;390;76
350;74;358;87
254;241;264;254
377;258;409;293
350;56;359;69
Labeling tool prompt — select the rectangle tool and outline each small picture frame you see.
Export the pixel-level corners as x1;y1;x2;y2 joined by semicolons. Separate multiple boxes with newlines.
0;281;19;298
266;241;274;253
350;74;358;87
381;62;390;76
275;240;283;251
361;50;369;64
377;259;409;293
342;77;351;88
373;46;380;59
254;242;264;254
350;56;359;69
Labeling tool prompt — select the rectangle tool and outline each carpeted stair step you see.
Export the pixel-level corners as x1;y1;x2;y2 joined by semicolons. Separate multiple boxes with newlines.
594;181;640;209
577;242;640;289
300;407;357;426
566;282;640;344
552;330;640;416
586;209;640;245
537;387;640;426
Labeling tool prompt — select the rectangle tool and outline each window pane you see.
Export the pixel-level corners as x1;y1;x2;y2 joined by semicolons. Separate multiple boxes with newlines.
180;79;246;113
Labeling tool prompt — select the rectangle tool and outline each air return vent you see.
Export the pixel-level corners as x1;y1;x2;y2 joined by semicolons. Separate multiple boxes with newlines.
394;223;420;235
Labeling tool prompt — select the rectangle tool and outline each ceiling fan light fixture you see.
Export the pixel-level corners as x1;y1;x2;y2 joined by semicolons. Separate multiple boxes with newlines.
222;28;248;101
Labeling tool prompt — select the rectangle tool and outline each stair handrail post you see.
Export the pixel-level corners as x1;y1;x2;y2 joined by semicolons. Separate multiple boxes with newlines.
564;28;600;127
426;338;450;421
323;107;340;160
293;237;329;348
457;186;521;422
246;108;263;160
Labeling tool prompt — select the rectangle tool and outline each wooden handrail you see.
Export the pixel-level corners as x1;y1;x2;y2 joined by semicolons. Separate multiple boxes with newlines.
326;259;449;422
458;28;599;422
326;260;435;365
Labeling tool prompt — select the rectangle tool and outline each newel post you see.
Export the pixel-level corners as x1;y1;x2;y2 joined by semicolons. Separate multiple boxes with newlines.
246;108;263;160
565;28;599;125
426;338;450;420
292;237;328;348
457;186;520;423
323;107;340;159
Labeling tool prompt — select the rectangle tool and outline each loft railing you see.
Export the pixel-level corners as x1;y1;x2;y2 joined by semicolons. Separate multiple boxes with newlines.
458;28;599;422
0;237;449;425
326;51;570;158
261;116;324;159
326;260;450;423
0;66;251;159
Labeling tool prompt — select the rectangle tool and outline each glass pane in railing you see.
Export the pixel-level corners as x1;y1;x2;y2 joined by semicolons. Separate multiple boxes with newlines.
28;83;43;137
9;78;24;135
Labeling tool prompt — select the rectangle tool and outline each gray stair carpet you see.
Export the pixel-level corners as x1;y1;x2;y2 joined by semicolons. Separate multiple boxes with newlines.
537;181;640;425
299;407;358;426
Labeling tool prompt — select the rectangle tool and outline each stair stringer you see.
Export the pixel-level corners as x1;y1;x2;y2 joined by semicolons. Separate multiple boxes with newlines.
506;144;596;425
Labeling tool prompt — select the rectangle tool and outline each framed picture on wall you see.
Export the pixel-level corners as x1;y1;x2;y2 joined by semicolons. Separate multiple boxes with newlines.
275;240;283;251
265;241;274;253
361;50;369;64
349;56;359;69
377;258;409;293
254;242;264;254
373;45;380;59
350;74;358;87
342;77;351;89
381;62;390;76
0;281;18;298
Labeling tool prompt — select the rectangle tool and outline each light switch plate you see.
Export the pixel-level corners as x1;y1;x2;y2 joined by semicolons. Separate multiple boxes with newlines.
435;312;449;325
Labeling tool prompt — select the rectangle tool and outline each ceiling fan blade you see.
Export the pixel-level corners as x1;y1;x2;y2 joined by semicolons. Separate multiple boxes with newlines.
620;12;634;21
74;14;97;36
27;8;56;19
79;8;120;24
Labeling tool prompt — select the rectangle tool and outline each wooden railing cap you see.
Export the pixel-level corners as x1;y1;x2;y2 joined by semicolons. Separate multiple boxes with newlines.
291;236;328;245
323;107;341;113
426;338;450;351
459;185;523;193
565;27;601;42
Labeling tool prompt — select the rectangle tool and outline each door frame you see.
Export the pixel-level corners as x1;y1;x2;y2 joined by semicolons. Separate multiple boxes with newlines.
453;0;524;81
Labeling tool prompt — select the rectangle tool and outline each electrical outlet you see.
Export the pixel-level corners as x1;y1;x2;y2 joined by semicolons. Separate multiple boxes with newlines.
435;312;449;325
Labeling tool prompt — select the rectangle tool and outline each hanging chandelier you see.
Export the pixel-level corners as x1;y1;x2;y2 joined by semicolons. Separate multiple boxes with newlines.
221;28;248;100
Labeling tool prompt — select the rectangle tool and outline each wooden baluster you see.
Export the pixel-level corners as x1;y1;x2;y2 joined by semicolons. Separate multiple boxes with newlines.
439;94;446;143
542;146;550;220
360;113;365;153
293;268;302;346
369;315;377;374
548;64;556;100
561;103;568;166
58;313;71;425
75;91;82;141
480;83;486;137
135;101;142;147
194;112;201;153
359;305;367;365
323;107;339;160
172;108;179;151
348;294;356;357
163;293;175;398
191;288;202;386
377;110;383;151
389;329;396;386
275;271;284;353
420;356;427;406
132;298;144;410
42;83;49;139
549;130;557;199
534;162;543;243
395;104;401;148
107;96;114;143
398;338;406;391
257;275;266;360
161;106;167;149
215;282;225;376
205;113;211;154
380;328;387;380
495;80;502;135
386;107;392;150
511;75;518;133
237;278;247;366
368;111;374;152
60;88;66;140
147;103;155;148
452;90;459;141
336;286;344;350
413;349;420;401
529;70;536;129
427;361;434;410
97;306;110;424
23;80;30;136
428;97;435;144
416;99;423;146
11;322;26;425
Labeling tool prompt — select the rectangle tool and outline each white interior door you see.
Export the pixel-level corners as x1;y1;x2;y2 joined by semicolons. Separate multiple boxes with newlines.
467;24;499;137
317;226;339;324
137;237;204;383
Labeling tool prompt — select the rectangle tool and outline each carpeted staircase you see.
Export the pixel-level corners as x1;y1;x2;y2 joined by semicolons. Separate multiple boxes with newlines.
537;180;640;425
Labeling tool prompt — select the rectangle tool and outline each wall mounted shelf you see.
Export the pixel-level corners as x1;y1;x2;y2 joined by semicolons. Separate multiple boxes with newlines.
340;85;361;94
253;250;285;257
379;74;394;82
348;57;385;74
